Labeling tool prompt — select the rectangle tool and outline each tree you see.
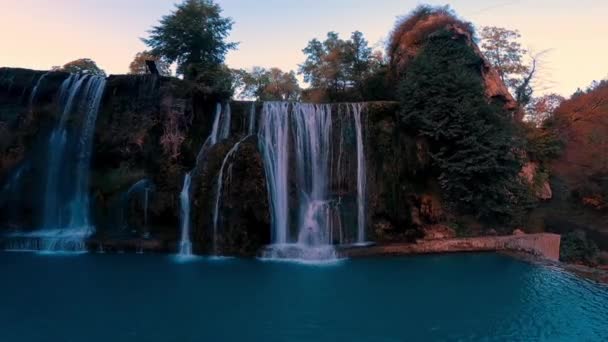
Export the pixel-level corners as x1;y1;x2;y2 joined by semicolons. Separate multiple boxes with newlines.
399;29;528;223
233;67;300;101
525;93;565;127
299;31;381;101
128;51;171;76
142;0;237;80
52;58;106;77
479;26;537;106
479;27;528;87
345;31;373;93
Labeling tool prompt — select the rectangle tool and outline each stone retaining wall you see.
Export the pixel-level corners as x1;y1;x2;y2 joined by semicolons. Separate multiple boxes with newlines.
340;233;561;261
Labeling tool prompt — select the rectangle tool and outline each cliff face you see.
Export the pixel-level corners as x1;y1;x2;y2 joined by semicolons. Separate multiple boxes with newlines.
0;67;441;254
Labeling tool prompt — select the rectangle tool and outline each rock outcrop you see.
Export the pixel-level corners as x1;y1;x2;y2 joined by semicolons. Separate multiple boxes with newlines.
388;9;517;111
520;162;553;200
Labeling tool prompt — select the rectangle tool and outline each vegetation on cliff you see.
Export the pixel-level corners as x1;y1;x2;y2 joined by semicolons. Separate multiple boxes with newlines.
397;28;529;225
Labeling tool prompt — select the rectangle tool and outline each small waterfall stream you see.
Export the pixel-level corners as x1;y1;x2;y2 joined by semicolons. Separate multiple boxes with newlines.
211;135;251;255
248;102;256;135
351;103;367;244
178;173;193;256
121;179;154;232
178;103;231;257
28;72;49;109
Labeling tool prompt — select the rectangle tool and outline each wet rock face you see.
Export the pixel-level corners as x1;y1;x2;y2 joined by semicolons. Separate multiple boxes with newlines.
91;75;195;239
194;136;270;256
520;162;553;200
0;68;459;255
365;102;437;241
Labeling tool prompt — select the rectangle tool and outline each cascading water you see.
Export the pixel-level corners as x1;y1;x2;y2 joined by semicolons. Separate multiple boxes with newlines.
144;188;150;230
178;103;231;257
248;102;256;135
212;135;250;255
121;179;154;232
260;102;338;261
6;74;106;252
68;76;106;231
42;74;87;229
178;173;193;256
28;72;49;109
351;103;368;244
258;102;290;246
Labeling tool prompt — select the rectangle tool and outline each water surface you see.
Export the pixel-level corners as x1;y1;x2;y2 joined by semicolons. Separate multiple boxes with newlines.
1;252;607;341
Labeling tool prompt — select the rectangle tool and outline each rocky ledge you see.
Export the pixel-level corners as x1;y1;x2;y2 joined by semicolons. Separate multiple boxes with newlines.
339;233;562;261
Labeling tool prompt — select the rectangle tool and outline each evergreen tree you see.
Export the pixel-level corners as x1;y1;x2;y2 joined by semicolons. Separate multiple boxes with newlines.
142;0;236;80
398;30;528;223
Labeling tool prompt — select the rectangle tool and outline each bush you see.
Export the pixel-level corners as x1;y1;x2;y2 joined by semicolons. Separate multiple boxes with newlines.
560;230;600;265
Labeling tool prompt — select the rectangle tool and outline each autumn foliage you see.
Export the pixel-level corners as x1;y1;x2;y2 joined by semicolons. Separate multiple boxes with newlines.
550;81;608;209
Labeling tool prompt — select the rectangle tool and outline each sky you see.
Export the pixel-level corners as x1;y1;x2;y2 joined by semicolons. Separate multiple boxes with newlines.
1;0;607;96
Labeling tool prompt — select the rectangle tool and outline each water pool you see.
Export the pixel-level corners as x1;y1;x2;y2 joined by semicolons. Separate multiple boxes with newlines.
1;252;607;341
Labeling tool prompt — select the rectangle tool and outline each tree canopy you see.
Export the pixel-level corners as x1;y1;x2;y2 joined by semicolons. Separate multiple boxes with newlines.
142;0;237;80
52;58;106;77
233;67;300;101
298;31;383;102
128;51;171;76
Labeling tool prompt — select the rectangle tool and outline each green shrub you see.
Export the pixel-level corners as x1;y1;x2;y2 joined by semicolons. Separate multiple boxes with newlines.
560;230;600;265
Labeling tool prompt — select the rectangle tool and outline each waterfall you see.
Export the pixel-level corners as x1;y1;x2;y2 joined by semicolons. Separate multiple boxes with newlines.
212;136;250;255
292;103;333;244
208;104;223;145
258;102;290;245
248;102;256;135
7;74;106;252
42;74;88;229
259;102;337;261
68;76;106;231
178;172;193;256
28;72;49;109
219;103;231;141
195;103;231;166
178;103;230;256
121;179;154;232
144;188;150;230
351;103;367;244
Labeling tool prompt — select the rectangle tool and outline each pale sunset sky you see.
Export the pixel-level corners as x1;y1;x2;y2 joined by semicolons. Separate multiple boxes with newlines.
1;0;607;96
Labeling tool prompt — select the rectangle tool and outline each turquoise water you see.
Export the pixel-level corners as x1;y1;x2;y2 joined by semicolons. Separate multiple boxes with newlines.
1;252;607;341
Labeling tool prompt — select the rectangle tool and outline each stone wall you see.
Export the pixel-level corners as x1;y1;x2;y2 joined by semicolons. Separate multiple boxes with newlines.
340;233;561;261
